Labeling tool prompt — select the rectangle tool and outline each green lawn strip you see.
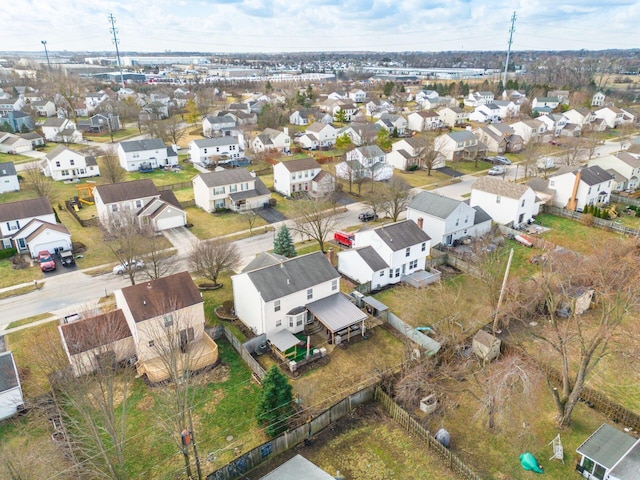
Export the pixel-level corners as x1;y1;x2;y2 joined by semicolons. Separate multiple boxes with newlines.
185;207;267;240
0;152;35;165
0;259;42;289
84;128;139;143
449;159;491;175
125;163;199;186
6;312;52;329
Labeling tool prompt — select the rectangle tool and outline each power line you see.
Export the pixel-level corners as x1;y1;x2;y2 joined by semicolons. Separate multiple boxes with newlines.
503;11;517;87
108;13;125;90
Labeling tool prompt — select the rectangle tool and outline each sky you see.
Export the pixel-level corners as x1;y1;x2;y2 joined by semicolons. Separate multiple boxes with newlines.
1;0;639;54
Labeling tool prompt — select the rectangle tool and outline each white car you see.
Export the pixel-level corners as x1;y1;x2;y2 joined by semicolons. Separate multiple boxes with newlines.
112;259;144;275
488;165;505;176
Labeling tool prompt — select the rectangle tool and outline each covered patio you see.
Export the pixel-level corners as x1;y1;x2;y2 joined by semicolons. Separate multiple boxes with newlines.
306;293;368;345
268;329;305;361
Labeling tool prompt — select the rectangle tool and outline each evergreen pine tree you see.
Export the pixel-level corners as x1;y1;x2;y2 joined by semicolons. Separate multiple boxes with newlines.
273;225;297;258
255;365;294;437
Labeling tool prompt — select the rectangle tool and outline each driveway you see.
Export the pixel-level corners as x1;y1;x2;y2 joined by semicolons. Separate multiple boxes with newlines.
435;166;465;178
333;191;357;206
161;226;199;253
256;206;288;224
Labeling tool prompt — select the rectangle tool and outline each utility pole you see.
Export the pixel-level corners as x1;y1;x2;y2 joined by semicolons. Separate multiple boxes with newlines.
41;40;51;72
503;11;517;89
108;13;126;90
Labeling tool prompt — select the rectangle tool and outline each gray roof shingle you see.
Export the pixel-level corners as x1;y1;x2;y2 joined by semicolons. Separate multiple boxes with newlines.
0;197;52;223
119;138;166;153
95;179;159;204
373;220;431;251
409;191;464;219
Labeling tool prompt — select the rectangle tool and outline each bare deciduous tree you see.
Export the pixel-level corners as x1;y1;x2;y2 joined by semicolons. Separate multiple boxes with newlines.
23;162;55;201
289;198;342;253
100;146;126;184
381;176;412;222
141;234;176;281
188;238;241;286
105;211;153;285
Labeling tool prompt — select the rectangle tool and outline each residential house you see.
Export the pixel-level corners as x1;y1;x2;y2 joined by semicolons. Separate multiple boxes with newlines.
548;165;614;211
94;179;187;232
562;108;594;128
0;197;72;256
42;145;100;181
19;131;44;149
189;136;243;165
464;91;494;107
537;113;568;136
437;106;466;128
192;168;270;212
338;220;431;289
141;101;169;120
376;113;407;136
0;132;33;154
273;157;335;198
593;106;625;129
434;130;488;161
407;191;492;246
415;89;440;109
560;123;582;137
591;91;606;107
232;251;367;345
532;96;560;111
365;99;394;117
587;152;640;191
620;108;636;126
0;162;19;193
298;122;337;150
0;352;24;421
251;127;291;153
387;136;445;171
202;114;236;137
322;99;359;122
0;97;25;114
501;89;527;103
478;123;523;153
407;110;443;132
348;88;366;103
41;117;82;143
289;109;332;126
29;100;56;117
470;177;539;227
547;90;570;105
493;99;520;118
85;91;110;113
510;119;547;144
77;113;121;133
339;122;380;146
468;103;502;123
346;144;386;168
58;310;136;377
0;111;34;133
118;138;178;172
576;423;640;480
114;271;219;383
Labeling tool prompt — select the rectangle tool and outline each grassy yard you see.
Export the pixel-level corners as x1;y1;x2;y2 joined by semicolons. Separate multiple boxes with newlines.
84;127;139;143
0;152;34;165
449;159;492;175
125;162;198;186
0;258;42;289
185;207;268;240
535;213;623;253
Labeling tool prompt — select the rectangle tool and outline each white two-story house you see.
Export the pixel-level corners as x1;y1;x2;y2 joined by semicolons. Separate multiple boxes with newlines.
192;168;270;212
548;165;614;211
117;138;177;172
232;252;367;346
273;157;335;198
0;161;19;193
407;110;443;132
298;122;336;150
587;152;640;192
42;145;100;181
41;117;82;144
338;220;431;290
189;136;243;166
407;191;493;247
434;130;487;161
470;177;539;227
251;128;291;153
94;179;186;232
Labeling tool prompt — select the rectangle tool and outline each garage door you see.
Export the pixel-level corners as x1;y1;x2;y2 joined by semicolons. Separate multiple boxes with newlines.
30;239;70;257
155;214;185;231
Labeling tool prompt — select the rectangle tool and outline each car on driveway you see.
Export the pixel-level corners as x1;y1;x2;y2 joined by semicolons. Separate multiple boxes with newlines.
483;156;496;163
493;156;512;165
38;251;56;272
57;250;75;267
358;211;378;222
113;259;144;275
488;165;506;176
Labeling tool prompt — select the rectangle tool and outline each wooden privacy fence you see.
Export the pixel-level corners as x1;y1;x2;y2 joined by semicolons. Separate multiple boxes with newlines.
221;325;266;381
375;387;483;480
156;181;193;192
543;205;640;237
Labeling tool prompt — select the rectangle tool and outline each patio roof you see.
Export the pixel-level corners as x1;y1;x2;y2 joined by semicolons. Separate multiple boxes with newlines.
268;329;301;352
306;293;367;333
363;296;388;312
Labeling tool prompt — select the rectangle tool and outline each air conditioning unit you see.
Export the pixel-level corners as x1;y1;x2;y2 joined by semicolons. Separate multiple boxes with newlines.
350;291;365;307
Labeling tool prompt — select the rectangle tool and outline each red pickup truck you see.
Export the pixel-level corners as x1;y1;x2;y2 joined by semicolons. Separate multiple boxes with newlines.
334;231;355;248
38;250;56;272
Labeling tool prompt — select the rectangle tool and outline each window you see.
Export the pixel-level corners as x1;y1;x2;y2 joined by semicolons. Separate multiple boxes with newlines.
307;288;313;300
213;186;225;195
163;315;173;328
135;199;143;208
421;242;426;252
148;340;155;348
204;148;207;154
395;268;400;278
521;199;525;207
496;196;501;204
70;159;75;166
241;182;249;191
213;199;225;209
465;215;468;224
274;300;280;312
389;269;393;278
331;279;338;291
455;218;459;226
229;184;237;193
289;317;294;328
133;153;139;159
216;147;220;153
55;161;60;167
405;247;410;257
409;259;418;269
380;271;385;277
111;204;118;212
297;314;303;327
276;319;281;327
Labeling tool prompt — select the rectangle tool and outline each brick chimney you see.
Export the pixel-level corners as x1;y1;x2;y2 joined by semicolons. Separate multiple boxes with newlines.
325;248;335;266
417;217;424;230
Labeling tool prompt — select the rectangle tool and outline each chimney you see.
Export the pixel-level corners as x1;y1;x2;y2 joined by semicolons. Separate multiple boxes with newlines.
283;126;289;137
143;300;147;306
147;282;152;289
417;217;424;230
325;248;335;266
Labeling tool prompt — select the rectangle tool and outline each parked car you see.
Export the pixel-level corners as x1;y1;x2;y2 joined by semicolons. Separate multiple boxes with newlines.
57;250;75;267
488;165;506;176
482;156;496;163
493;156;512;165
334;231;355;248
112;259;144;275
38;250;56;272
358;211;378;222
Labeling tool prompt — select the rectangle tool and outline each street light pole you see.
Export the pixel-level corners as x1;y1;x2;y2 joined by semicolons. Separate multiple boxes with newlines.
41;40;51;71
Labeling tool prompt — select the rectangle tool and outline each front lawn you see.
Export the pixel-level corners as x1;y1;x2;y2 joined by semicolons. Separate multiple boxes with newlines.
0;152;34;165
0;258;42;289
185;207;267;240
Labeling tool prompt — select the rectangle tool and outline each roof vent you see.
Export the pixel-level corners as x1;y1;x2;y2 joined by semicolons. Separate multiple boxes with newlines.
143;300;147;306
147;282;152;289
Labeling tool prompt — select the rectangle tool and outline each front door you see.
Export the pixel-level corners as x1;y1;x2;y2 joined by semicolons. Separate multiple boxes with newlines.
445;234;453;246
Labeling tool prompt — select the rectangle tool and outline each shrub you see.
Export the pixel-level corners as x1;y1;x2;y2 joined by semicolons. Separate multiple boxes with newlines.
581;213;595;226
0;247;17;260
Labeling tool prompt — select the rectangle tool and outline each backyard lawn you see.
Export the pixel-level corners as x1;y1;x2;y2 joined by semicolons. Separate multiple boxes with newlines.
535;213;623;253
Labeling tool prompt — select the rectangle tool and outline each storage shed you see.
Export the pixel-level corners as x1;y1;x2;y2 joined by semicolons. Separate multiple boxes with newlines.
472;330;501;363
